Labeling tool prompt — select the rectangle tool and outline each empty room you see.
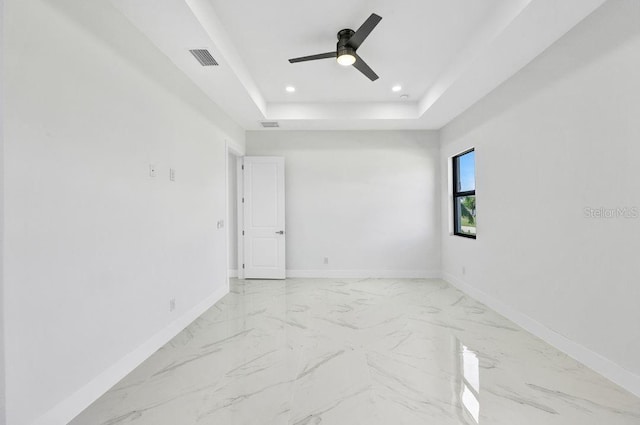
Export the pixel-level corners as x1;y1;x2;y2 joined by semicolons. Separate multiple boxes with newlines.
1;0;640;424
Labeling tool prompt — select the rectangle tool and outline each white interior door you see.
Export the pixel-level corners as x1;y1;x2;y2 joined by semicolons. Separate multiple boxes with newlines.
243;157;286;279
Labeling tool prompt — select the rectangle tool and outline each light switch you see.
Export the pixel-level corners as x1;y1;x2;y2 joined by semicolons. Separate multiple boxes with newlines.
169;168;176;181
217;220;224;229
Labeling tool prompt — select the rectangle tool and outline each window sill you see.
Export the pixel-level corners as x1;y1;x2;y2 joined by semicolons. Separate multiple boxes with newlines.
453;232;476;239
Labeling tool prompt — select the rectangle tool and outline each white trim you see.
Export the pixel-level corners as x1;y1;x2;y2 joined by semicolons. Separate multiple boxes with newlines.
285;269;442;279
442;272;640;398
225;141;242;285
447;154;454;235
228;269;238;278
33;285;229;425
225;137;245;157
236;156;244;279
0;0;5;421
224;141;230;288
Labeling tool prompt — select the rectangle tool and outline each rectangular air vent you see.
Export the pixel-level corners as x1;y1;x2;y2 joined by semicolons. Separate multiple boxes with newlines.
260;121;280;128
189;49;219;66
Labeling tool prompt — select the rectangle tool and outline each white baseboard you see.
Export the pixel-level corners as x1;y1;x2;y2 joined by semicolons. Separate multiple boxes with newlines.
285;269;441;279
442;271;640;398
33;285;229;425
228;269;238;278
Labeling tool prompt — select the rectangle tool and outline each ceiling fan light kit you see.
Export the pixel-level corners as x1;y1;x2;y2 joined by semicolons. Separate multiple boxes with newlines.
337;50;356;66
336;52;356;66
288;13;382;81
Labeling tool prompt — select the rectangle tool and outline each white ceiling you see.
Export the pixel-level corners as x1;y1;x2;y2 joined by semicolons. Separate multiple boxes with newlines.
210;0;521;104
110;0;607;131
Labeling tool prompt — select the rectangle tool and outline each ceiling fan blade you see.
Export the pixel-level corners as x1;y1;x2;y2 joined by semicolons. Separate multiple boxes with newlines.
346;13;382;50
353;54;378;81
289;52;336;63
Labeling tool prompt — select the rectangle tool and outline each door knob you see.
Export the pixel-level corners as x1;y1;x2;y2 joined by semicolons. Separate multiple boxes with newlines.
276;230;285;235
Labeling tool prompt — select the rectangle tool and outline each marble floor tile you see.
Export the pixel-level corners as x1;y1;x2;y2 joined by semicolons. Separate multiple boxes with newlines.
70;278;640;425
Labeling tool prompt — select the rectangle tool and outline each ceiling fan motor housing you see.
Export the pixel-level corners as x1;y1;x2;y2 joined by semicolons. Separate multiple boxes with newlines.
337;28;356;57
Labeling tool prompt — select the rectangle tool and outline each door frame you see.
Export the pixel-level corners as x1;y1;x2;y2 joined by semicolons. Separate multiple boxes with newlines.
225;139;244;285
236;156;244;279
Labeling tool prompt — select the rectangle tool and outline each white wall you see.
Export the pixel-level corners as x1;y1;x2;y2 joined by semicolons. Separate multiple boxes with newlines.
228;152;238;272
0;0;6;421
3;0;244;424
440;0;640;395
246;131;440;278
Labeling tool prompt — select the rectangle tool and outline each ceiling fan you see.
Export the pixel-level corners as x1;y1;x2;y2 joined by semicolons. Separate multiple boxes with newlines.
288;13;382;81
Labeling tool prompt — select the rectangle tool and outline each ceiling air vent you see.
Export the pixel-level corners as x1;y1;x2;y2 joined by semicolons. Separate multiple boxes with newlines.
260;121;280;128
189;49;219;66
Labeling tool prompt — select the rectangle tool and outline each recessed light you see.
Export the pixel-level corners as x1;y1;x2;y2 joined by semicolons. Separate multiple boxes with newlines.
392;85;402;92
285;86;296;93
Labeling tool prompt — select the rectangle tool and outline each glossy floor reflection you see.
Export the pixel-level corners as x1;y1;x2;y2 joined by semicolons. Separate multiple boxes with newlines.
71;279;640;424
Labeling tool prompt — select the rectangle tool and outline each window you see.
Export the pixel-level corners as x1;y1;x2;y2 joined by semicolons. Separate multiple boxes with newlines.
453;149;476;238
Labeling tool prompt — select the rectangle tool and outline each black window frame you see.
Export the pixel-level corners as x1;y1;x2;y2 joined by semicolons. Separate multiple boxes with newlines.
452;148;476;239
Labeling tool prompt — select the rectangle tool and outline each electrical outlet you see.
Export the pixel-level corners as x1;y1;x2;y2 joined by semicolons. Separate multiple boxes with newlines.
149;164;157;177
169;298;176;312
324;257;329;265
169;168;176;182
